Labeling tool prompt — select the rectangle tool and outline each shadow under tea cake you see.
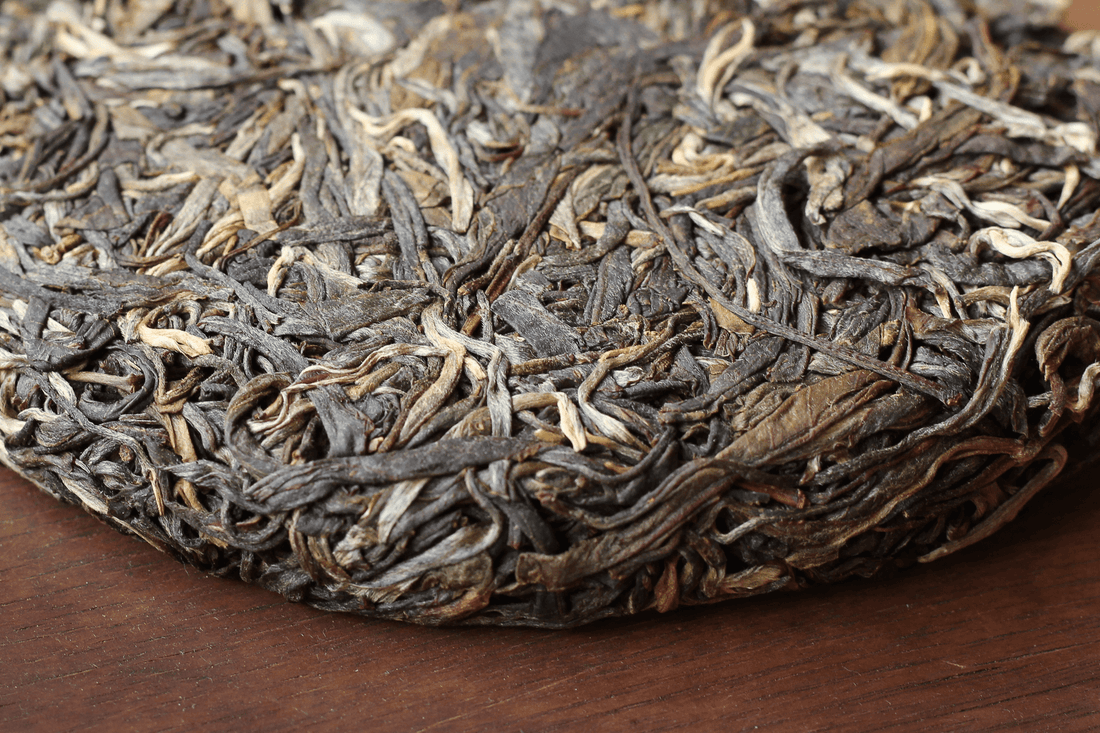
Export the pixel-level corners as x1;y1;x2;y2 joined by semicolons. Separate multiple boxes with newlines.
1;0;1099;627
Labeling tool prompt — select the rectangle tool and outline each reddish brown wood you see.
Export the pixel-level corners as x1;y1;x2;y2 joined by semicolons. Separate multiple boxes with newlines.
1067;1;1100;31
3;4;1100;731
3;454;1099;731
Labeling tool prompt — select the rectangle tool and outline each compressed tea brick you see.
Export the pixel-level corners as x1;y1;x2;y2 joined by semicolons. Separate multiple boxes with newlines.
1;0;1099;627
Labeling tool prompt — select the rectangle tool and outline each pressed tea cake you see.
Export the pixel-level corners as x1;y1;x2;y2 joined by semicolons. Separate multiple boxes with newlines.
1;0;1099;626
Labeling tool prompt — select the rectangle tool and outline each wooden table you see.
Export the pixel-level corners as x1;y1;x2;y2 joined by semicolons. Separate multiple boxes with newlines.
3;454;1099;731
4;5;1100;731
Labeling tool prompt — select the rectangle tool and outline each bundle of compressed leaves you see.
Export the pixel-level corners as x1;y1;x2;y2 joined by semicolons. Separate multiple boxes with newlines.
1;0;1099;626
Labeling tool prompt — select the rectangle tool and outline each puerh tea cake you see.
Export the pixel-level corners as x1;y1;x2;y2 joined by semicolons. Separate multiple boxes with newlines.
2;0;1100;627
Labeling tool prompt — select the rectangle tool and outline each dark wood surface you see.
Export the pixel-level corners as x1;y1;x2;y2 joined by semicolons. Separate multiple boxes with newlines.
3;452;1099;732
4;5;1100;731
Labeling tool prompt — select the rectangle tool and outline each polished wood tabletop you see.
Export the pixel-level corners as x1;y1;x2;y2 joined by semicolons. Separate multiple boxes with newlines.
3;453;1098;731
4;4;1100;731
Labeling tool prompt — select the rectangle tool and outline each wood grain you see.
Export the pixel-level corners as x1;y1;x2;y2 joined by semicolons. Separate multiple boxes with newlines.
3;4;1100;731
3;450;1099;731
1067;1;1100;31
